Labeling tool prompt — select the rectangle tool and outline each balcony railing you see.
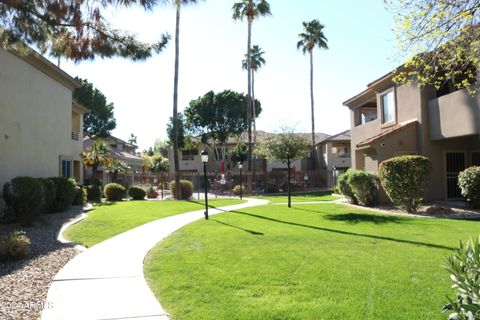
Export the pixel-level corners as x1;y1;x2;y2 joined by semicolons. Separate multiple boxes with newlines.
71;131;79;141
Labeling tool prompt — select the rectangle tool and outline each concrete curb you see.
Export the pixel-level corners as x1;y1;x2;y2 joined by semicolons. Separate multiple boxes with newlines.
56;203;94;252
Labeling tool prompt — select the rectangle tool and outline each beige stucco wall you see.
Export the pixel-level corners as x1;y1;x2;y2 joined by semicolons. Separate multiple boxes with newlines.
0;49;76;188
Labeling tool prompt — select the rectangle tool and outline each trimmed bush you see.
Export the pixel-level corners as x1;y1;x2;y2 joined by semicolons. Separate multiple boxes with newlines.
72;186;87;205
85;177;102;187
0;230;30;260
336;170;358;204
170;180;194;200
379;155;431;212
3;177;45;225
37;178;56;213
346;170;379;207
48;177;77;212
86;184;102;202
458;166;480;208
232;185;245;196
128;186;146;200
104;183;126;201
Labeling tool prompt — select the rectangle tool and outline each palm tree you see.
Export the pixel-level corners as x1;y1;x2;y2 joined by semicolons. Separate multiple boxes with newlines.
232;0;271;189
171;0;202;199
297;19;328;170
82;139;112;180
242;44;265;186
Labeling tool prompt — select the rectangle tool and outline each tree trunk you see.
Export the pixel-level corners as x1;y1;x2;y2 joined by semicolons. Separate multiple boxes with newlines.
246;16;253;194
309;50;316;172
173;2;181;199
252;69;256;191
287;161;291;208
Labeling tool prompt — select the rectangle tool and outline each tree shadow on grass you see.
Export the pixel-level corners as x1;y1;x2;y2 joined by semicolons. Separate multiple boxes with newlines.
293;207;408;224
226;209;454;251
211;219;264;236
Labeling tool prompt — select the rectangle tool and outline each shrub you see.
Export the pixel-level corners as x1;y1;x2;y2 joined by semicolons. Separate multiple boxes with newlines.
346;170;379;207
86;184;102;202
48;177;77;212
72;186;87;205
37;178;56;213
85;177;103;187
232;185;244;196
128;186;146;200
336;170;358;204
0;230;31;260
442;236;480;319
170;180;194;199
379;155;431;212
3;177;44;225
458;166;480;209
104;183;126;201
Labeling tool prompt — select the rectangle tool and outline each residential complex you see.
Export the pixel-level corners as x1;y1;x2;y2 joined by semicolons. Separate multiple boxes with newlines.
344;72;480;200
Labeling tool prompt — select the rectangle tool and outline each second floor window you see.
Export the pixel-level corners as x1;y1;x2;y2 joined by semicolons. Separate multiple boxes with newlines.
381;89;395;124
182;149;198;161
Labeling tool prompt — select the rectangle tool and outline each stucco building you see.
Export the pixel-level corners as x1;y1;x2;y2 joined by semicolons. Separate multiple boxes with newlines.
344;72;480;200
0;45;89;189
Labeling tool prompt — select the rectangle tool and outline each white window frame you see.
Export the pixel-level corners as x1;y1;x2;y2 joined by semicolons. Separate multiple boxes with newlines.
380;88;396;126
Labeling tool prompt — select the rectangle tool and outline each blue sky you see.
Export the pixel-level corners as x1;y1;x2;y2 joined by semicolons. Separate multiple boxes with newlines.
58;0;398;150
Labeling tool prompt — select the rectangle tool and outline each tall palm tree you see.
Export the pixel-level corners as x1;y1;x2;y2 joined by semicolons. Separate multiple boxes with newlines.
297;19;328;170
82;139;112;180
171;0;202;199
242;44;265;186
232;0;271;186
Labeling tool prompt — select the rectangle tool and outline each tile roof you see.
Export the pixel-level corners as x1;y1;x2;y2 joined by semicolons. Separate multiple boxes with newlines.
356;119;418;148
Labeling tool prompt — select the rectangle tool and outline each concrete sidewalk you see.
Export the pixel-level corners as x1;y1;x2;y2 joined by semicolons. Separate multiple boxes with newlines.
42;198;268;320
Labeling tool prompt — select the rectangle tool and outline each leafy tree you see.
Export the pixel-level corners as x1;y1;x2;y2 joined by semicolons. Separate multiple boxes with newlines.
386;0;480;93
82;139;112;179
0;0;169;61
151;154;170;173
170;0;204;200
128;134;138;145
256;129;310;207
74;78;116;138
107;159;131;183
154;139;170;158
167;112;186;150
232;0;271;173
228;142;248;166
184;90;261;161
297;19;328;167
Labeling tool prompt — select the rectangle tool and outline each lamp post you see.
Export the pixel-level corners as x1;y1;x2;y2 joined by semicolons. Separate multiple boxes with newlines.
201;149;209;220
238;162;243;200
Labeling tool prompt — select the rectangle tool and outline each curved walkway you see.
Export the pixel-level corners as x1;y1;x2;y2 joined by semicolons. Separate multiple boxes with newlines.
42;198;268;320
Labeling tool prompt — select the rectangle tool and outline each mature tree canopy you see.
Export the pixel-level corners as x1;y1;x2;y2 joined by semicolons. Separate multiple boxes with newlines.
82;139;112;179
153;139;170;158
0;0;169;61
184;90;262;146
228;142;248;166
386;0;480;93
74;77;116;138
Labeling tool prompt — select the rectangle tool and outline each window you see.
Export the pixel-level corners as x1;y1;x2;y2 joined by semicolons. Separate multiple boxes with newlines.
182;149;197;161
381;90;395;124
61;160;71;178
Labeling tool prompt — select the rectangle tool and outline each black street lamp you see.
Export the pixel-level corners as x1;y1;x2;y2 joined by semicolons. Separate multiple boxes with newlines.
238;162;243;200
201;149;209;220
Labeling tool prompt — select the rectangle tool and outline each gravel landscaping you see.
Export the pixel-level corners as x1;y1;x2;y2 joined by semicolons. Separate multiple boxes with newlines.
0;206;84;320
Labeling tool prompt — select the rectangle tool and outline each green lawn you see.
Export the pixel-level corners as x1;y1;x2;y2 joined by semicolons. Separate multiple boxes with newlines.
64;199;244;247
255;190;342;203
144;202;480;320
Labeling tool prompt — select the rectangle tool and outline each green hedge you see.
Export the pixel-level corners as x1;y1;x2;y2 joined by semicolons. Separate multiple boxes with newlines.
379;155;431;212
346;170;379;207
128;186;146;200
72;186;87;205
86;184;102;202
170;180;194;200
37;178;56;213
336;170;358;204
104;183;126;201
48;177;77;212
3;177;44;225
458;166;480;208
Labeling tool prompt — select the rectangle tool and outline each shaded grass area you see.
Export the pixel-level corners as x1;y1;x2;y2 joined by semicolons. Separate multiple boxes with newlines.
64;199;244;247
144;203;480;320
255;190;342;203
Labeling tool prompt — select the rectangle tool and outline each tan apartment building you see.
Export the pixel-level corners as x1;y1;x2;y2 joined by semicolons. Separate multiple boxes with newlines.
0;45;89;189
344;72;480;201
317;130;351;187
